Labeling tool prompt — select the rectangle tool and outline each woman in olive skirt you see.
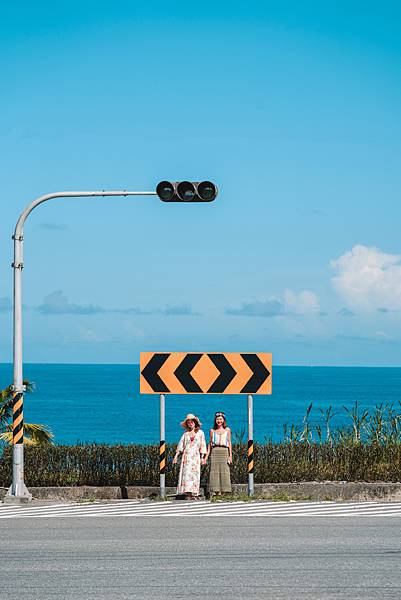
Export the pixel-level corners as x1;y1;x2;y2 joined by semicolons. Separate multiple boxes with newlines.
206;411;232;496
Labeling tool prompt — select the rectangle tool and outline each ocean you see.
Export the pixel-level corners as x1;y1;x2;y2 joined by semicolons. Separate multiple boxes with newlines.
0;363;400;445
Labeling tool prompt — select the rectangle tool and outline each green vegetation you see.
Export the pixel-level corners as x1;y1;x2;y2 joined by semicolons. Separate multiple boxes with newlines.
210;492;313;502
0;440;400;487
210;492;252;503
0;381;53;446
0;401;400;487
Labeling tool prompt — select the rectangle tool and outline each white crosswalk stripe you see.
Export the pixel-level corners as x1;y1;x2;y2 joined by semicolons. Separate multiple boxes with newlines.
1;499;401;518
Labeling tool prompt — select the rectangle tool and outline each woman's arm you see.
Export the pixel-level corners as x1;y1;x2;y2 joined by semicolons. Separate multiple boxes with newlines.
200;430;207;464
227;428;232;464
173;433;185;464
205;429;213;461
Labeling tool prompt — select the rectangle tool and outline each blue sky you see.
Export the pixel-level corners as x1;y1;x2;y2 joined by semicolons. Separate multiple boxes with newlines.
1;1;401;365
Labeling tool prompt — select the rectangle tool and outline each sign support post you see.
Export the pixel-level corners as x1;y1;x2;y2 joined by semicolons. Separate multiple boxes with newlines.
247;394;254;497
159;394;166;498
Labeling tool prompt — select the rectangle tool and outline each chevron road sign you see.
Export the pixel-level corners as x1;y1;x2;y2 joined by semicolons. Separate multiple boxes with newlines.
140;352;272;395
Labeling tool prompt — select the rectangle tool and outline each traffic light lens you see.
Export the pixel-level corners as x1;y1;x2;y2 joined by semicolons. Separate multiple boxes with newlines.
177;181;196;201
156;181;175;201
156;180;217;202
197;181;217;201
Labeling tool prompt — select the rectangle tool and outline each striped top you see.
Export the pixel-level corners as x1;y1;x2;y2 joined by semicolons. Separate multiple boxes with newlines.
211;428;230;447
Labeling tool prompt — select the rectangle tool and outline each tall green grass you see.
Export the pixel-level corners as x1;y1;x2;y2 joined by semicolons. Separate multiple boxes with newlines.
0;441;400;486
0;401;400;486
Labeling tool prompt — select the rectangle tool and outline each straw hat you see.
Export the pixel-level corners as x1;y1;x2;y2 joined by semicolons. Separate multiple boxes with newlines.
180;413;201;429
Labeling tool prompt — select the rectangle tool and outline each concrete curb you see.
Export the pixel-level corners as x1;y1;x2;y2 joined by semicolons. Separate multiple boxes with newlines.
232;482;401;501
2;482;401;502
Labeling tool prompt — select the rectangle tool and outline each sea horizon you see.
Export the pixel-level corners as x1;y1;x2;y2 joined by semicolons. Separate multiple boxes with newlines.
2;362;401;368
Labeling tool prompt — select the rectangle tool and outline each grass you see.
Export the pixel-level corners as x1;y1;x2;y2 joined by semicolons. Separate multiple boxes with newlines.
1;440;400;487
148;494;171;502
210;492;313;502
1;400;400;487
210;492;252;503
75;496;97;503
264;492;313;502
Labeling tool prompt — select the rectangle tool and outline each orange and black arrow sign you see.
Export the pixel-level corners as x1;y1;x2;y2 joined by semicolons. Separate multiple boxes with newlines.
140;352;272;395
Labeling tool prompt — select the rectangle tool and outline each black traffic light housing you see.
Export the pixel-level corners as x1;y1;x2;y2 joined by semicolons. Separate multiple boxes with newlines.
156;181;218;202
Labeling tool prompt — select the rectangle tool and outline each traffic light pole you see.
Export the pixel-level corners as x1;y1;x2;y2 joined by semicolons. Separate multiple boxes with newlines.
5;190;156;503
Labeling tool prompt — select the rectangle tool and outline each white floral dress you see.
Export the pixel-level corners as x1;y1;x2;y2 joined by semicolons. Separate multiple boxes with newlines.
177;430;207;495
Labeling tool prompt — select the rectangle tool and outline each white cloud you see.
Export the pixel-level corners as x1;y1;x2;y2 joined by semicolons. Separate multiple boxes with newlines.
376;330;392;341
227;289;320;317
226;299;284;317
37;291;199;317
162;304;200;316
79;328;112;343
121;321;145;339
38;291;106;315
283;289;320;315
39;222;68;231
331;245;401;311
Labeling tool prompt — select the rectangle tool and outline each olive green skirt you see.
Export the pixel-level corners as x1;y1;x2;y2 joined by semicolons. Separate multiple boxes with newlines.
209;446;231;493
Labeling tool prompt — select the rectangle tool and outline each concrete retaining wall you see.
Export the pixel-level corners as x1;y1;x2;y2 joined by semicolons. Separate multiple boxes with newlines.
2;482;401;502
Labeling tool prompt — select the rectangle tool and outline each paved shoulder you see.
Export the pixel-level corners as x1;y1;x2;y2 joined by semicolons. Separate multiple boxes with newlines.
1;499;401;518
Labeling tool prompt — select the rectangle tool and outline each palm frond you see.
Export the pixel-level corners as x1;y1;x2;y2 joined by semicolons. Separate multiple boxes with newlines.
23;423;54;445
0;431;12;443
0;381;36;426
23;380;35;394
0;423;53;445
0;380;35;403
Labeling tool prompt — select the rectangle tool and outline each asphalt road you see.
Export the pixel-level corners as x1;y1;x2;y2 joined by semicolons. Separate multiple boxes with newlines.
2;515;401;600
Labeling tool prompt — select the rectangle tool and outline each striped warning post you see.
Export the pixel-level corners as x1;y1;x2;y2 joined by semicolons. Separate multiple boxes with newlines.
160;440;166;474
12;392;24;444
247;440;254;474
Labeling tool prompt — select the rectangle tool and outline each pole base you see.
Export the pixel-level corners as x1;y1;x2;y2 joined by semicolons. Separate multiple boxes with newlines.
248;473;254;498
4;483;32;504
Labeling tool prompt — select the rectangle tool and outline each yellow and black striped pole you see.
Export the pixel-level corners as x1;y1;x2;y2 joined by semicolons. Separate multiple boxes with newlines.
160;440;166;476
12;391;24;445
247;394;254;496
6;385;31;502
247;440;254;474
160;394;166;498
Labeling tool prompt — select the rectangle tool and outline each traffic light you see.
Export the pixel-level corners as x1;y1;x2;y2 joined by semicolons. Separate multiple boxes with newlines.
156;181;218;202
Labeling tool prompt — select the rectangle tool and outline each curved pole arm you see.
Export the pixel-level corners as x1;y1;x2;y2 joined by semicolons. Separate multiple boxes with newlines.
14;190;157;238
8;188;157;500
13;189;157;387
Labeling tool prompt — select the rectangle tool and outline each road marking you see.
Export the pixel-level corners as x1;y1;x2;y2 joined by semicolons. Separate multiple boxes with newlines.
1;500;401;518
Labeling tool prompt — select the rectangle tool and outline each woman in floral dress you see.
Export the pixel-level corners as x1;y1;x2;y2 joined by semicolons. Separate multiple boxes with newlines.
173;413;207;498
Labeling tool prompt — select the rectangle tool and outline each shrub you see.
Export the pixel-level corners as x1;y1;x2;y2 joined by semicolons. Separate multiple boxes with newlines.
1;441;401;487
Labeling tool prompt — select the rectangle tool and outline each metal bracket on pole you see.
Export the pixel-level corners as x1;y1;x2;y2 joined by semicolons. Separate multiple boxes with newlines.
11;384;26;393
